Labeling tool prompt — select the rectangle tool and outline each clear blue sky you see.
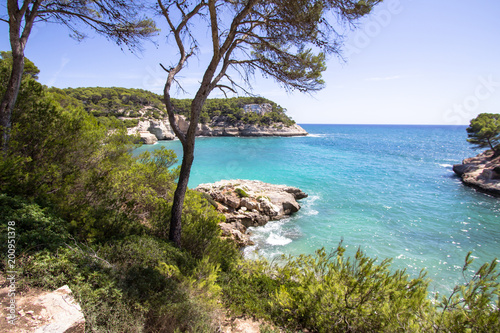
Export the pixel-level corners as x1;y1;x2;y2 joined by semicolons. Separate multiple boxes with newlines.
1;0;500;125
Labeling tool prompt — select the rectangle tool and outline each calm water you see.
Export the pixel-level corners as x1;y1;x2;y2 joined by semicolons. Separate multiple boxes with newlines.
134;125;500;293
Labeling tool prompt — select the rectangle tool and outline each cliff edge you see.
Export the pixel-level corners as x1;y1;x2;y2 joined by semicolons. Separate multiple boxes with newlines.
128;115;308;144
453;150;500;197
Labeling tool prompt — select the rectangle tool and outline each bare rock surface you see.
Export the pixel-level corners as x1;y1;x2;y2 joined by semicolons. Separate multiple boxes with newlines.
0;283;85;333
453;150;500;196
176;115;308;138
195;179;307;247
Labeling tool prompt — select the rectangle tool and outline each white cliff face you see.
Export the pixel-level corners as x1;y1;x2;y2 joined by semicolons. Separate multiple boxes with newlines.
178;115;308;138
127;115;308;144
127;119;175;143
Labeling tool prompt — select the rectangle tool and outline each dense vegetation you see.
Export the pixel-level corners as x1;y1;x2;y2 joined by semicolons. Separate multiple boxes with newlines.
1;57;499;332
172;97;296;126
52;86;296;128
467;113;500;156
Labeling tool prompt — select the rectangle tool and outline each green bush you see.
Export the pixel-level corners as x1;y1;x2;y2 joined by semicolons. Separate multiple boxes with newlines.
235;187;249;198
0;194;70;254
221;244;500;332
20;236;225;332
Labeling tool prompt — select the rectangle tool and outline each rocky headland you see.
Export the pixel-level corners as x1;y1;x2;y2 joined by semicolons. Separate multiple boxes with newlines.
127;115;308;144
195;180;308;247
453;150;500;197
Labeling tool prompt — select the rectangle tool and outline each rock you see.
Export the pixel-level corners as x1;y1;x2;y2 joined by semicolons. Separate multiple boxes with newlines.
148;120;175;140
453;150;500;197
139;131;158;144
224;195;241;209
34;285;85;333
240;197;258;211
175;115;308;137
195;180;307;247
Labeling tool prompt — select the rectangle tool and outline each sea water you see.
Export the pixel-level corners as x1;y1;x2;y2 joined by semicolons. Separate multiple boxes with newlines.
134;125;500;294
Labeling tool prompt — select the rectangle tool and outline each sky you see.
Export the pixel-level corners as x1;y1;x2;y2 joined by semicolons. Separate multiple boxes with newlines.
1;0;500;125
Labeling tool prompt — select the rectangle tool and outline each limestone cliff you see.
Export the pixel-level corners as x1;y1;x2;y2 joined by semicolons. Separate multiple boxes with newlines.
177;115;308;137
453;150;500;197
128;115;308;144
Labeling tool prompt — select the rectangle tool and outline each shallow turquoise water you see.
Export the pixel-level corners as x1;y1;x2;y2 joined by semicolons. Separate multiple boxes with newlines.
134;125;500;293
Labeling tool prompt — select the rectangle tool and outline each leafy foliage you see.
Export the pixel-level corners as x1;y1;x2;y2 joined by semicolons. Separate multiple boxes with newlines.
222;245;500;333
55;87;296;127
2;56;499;333
0;194;69;254
172;97;296;126
467;113;500;155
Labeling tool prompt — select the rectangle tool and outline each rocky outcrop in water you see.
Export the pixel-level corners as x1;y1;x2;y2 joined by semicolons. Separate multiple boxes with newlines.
453;150;500;197
195;179;307;247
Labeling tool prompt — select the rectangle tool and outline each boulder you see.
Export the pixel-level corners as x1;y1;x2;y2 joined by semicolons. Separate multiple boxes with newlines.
148;120;175;140
34;285;85;333
139;131;158;144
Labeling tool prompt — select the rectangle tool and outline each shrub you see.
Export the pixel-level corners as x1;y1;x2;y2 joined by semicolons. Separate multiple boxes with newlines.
20;235;226;332
235;187;249;198
0;194;70;255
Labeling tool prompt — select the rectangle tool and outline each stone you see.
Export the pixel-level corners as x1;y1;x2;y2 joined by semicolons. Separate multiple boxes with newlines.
148;120;175;140
240;197;258;211
139;131;158;144
33;285;85;333
453;150;500;197
224;195;241;209
195;180;307;247
174;115;308;137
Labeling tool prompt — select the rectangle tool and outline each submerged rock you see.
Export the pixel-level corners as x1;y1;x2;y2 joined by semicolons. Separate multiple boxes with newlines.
195;179;307;247
453;150;500;197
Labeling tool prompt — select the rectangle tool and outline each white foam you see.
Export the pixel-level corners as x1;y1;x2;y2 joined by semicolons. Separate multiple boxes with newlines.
266;233;293;246
439;163;453;168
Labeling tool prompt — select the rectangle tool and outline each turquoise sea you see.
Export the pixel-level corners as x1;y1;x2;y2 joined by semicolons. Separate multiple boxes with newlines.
134;124;500;294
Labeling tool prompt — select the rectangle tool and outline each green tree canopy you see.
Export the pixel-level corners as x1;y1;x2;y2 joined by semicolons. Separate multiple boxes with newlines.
0;0;157;151
158;0;382;247
466;113;500;156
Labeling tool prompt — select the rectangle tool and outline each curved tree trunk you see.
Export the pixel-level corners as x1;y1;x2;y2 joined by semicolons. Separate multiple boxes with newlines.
1;48;24;151
169;141;195;248
2;0;40;152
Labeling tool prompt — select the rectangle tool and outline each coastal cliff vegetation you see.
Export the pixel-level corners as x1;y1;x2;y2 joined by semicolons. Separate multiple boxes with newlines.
1;54;499;332
49;86;296;128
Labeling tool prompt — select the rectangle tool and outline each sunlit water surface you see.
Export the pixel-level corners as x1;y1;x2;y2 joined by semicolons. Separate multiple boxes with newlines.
134;125;500;293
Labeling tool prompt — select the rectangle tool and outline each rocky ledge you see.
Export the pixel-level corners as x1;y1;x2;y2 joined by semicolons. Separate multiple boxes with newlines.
127;115;308;144
453;150;500;197
195;180;308;247
177;115;308;137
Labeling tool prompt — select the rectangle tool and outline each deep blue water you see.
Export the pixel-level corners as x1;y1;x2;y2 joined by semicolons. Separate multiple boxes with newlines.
134;124;500;293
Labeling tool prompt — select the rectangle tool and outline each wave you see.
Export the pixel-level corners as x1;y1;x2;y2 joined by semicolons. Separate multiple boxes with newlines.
267;233;293;246
439;163;453;168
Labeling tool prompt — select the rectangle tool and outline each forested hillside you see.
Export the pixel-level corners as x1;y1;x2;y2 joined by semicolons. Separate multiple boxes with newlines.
51;87;295;127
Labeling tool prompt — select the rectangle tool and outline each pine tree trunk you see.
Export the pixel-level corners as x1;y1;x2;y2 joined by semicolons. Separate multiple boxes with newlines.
169;127;196;248
1;40;25;151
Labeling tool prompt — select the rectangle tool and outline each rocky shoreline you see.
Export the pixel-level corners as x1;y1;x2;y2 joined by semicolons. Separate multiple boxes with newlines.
127;115;308;144
453;150;500;197
195;180;307;247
